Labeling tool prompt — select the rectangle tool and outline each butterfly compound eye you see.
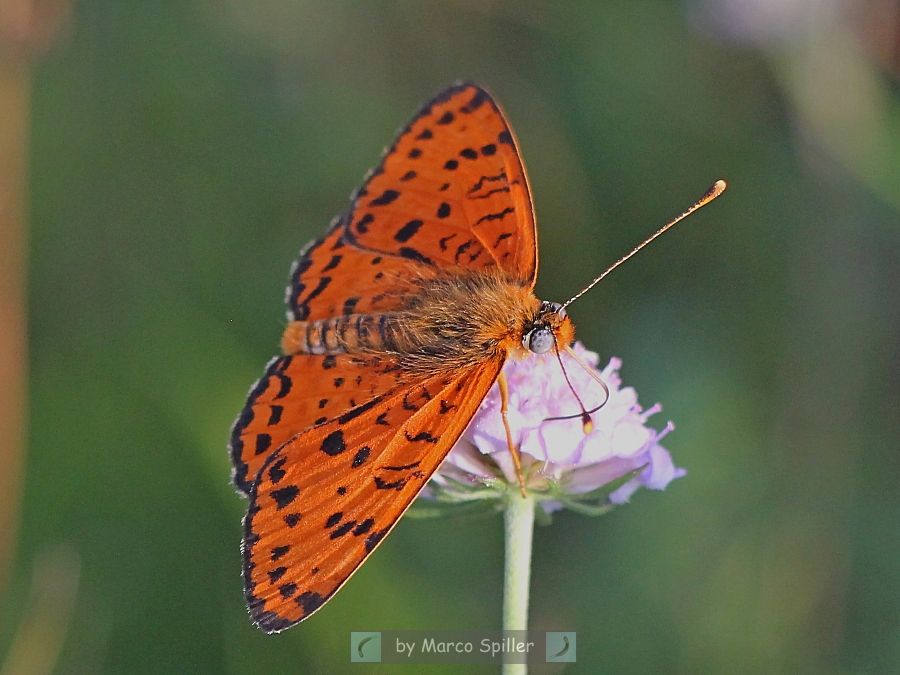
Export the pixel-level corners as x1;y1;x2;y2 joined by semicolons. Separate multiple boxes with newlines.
527;326;555;354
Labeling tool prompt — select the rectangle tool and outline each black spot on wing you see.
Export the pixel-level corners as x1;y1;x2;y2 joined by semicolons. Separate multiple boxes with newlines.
381;461;421;471
352;446;371;467
437;202;451;218
438;233;456;251
339;397;384;424
460;88;488;113
474;207;514;226
255;434;272;456
353;518;374;536
268;457;287;483
454;239;476;263
322;254;342;272
374;476;405;491
494;232;513;248
270;485;299;510
267;406;283;426
398;247;433;265
321;430;346;456
394;219;424;243
402;390;420;411
325;512;343;528
405;430;439;444
330;520;356;539
355;213;374;233
305;276;333;304
467;171;506;195
369;189;400;206
468;185;511;200
271;545;290;561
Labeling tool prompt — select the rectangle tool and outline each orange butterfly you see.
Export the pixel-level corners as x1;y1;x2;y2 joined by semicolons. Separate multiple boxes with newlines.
230;83;725;632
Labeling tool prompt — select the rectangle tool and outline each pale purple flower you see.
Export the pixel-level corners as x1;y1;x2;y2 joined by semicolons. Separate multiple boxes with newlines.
422;342;685;515
687;0;846;46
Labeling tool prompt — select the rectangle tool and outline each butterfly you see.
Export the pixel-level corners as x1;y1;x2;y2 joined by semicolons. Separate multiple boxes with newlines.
230;82;725;632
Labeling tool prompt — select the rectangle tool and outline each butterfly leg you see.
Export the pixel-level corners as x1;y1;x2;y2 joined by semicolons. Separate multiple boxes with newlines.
498;371;527;497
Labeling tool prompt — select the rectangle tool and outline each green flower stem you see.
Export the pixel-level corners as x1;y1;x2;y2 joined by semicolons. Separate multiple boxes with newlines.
502;492;535;675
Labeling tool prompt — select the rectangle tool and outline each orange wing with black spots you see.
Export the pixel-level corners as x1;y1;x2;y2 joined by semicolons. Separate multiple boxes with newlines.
243;359;503;632
342;83;537;285
284;83;538;324
286;216;418;322
230;353;403;495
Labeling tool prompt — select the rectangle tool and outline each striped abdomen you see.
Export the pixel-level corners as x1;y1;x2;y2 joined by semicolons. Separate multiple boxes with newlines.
281;314;394;356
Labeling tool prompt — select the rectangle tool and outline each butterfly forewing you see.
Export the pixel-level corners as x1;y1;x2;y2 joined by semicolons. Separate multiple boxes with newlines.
243;360;503;632
283;83;538;329
341;83;537;286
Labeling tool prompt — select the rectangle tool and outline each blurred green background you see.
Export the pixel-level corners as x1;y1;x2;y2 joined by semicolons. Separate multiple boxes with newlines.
2;1;898;673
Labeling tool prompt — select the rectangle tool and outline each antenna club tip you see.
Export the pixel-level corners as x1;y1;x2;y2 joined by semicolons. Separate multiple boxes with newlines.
710;179;727;198
581;415;594;435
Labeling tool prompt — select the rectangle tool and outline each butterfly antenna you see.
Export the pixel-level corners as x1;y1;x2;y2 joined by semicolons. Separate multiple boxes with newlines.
545;342;596;434
563;346;610;405
544;345;611;431
561;179;727;309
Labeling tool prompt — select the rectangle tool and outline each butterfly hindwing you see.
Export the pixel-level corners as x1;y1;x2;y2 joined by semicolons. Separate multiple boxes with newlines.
242;359;504;632
286;216;418;322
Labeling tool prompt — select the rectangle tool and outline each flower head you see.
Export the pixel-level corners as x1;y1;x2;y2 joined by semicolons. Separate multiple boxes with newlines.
422;342;685;515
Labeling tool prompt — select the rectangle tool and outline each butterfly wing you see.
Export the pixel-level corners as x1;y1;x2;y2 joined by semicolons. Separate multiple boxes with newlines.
285;82;538;325
236;83;536;494
287;216;419;322
230;353;403;496
243;359;503;632
343;82;537;285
